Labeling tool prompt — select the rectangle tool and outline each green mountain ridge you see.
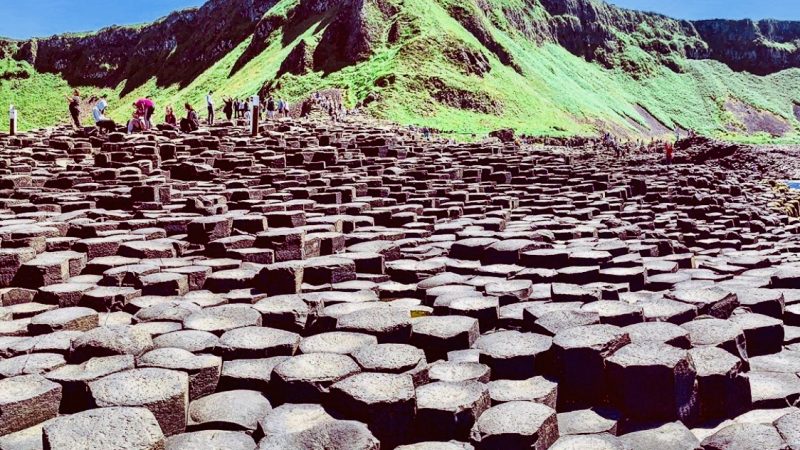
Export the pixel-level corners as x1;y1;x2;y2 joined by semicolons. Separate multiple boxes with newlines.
2;0;800;142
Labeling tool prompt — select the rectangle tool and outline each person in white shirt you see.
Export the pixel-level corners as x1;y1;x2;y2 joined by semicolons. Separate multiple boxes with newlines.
92;97;115;133
206;92;214;125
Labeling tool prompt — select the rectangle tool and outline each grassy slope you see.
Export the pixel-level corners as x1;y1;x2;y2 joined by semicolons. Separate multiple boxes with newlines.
1;0;800;143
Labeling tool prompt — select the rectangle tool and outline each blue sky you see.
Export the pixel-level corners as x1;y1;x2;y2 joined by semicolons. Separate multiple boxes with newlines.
0;0;204;39
608;0;800;21
1;0;800;40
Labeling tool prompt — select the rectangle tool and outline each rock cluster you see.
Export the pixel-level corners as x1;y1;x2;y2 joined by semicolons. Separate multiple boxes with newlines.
1;118;800;449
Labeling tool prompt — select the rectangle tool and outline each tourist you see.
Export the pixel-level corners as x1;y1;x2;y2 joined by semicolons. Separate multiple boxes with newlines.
206;91;215;125
180;103;200;133
92;96;116;133
223;97;233;121
233;98;240;118
665;141;674;165
66;89;81;128
266;97;276;119
165;105;177;127
134;98;155;128
127;109;145;134
239;99;247;119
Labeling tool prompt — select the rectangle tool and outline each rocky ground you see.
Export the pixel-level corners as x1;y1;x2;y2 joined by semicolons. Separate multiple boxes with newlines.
1;118;800;450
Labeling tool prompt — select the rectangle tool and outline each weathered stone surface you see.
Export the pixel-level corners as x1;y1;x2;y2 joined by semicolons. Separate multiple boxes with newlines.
700;422;786;450
474;330;552;379
411;316;480;361
138;348;222;400
606;343;697;422
552;324;629;408
557;408;619;436
217;326;300;359
329;372;416;447
183;305;261;335
45;354;135;413
487;376;558;408
89;368;189;436
188;389;271;432
216;356;286;392
416;381;490;441
69;325;153;362
42;407;165;450
272;353;361;404
0;375;61;436
165;430;256;450
257;419;380;450
470;401;559;450
619;421;700;450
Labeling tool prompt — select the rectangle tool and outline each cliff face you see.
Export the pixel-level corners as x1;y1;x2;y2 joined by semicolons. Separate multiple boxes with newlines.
4;0;800;137
8;0;278;93
6;0;800;90
481;0;800;76
693;19;800;75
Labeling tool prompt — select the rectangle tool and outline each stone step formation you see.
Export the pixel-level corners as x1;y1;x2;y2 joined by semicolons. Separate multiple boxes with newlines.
0;119;799;450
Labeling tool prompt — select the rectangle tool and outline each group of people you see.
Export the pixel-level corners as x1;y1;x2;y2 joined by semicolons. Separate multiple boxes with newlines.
67;89;293;135
597;128;697;165
314;93;349;122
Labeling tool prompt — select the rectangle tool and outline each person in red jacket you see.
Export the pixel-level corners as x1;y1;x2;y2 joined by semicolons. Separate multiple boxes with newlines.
665;141;674;165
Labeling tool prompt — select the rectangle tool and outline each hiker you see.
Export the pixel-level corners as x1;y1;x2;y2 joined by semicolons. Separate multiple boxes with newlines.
266;97;276;119
8;105;17;134
206;91;215;125
165;105;177;127
233;98;240;118
238;100;247;119
665;141;674;165
92;96;116;133
244;104;252;122
134;98;155;128
66;89;81;128
276;99;284;117
223;97;233;121
127;109;146;134
180;103;200;133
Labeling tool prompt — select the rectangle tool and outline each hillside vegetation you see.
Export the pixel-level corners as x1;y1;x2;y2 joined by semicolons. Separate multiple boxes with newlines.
2;0;800;141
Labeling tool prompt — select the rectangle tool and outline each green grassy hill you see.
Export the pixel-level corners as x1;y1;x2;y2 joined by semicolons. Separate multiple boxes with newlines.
2;0;800;142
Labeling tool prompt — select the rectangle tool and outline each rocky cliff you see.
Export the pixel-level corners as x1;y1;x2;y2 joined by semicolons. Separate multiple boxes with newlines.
3;0;279;93
5;0;800;90
693;19;800;75
3;0;800;137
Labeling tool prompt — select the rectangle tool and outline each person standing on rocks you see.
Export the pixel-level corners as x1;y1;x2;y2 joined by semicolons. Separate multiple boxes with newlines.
665;141;674;166
283;99;290;117
206;91;215;125
223;97;234;121
92;96;116;133
134;98;155;129
267;97;276;120
66;89;81;128
277;99;285;118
